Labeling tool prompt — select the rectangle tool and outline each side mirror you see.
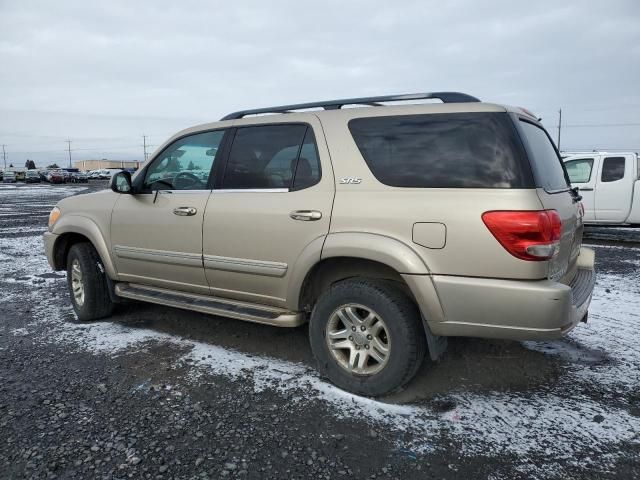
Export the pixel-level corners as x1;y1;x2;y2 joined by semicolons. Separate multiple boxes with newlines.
111;171;133;194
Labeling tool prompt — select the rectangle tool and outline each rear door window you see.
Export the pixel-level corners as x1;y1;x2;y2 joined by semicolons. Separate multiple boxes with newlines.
517;121;569;192
348;112;532;188
564;158;594;183
601;157;625;182
222;124;321;190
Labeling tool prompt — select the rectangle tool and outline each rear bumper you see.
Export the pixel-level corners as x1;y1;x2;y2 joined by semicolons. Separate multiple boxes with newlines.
407;247;596;341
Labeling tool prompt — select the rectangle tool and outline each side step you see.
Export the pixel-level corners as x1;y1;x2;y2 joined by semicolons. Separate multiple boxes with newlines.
114;283;305;327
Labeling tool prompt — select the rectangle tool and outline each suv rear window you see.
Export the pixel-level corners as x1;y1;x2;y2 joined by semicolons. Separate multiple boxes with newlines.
348;112;533;188
517;121;569;192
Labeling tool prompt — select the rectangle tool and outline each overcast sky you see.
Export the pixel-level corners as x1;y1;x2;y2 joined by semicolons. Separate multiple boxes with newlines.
1;0;639;167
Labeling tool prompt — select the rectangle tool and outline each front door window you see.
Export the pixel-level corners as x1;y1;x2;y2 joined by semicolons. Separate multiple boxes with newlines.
144;131;225;190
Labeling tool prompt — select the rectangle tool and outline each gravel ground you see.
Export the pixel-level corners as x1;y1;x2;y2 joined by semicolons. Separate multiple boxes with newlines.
0;182;639;480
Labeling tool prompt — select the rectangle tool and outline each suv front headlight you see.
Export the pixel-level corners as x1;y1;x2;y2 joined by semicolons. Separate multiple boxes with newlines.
48;207;61;230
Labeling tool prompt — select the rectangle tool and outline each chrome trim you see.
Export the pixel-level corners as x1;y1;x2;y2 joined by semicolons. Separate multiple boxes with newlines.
213;188;289;194
290;210;322;221
157;190;210;195
203;254;288;277
114;245;203;267
173;206;198;216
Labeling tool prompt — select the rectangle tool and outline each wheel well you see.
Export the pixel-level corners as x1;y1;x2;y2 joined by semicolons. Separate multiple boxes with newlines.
52;233;91;270
299;257;411;312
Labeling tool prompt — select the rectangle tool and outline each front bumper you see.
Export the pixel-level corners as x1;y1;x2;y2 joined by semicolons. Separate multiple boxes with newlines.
410;247;596;341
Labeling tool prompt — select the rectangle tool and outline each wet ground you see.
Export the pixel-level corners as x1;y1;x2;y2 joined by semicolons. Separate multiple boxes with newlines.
0;182;639;479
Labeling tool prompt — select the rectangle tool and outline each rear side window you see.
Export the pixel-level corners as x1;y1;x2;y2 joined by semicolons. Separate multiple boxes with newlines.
348;112;532;188
564;158;594;183
223;124;321;190
601;157;625;182
518;121;568;191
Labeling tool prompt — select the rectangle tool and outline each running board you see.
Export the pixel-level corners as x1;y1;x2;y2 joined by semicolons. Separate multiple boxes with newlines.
114;283;305;327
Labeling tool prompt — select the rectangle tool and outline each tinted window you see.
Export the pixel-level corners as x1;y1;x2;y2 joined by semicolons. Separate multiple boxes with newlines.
223;124;320;190
144;131;224;190
601;157;625;182
348;112;532;188
518;121;568;191
564;158;594;184
292;129;321;190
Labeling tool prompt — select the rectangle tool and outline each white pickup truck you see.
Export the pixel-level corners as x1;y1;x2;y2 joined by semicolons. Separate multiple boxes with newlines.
563;151;640;225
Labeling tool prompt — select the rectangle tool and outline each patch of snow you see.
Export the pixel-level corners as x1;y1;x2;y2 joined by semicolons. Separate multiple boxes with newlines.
2;203;639;476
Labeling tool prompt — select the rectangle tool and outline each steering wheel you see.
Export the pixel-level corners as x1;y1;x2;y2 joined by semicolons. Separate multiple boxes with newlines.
173;172;200;190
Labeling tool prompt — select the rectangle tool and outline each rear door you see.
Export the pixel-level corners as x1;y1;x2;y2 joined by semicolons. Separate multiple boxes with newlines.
516;119;581;282
563;156;597;222
202;118;334;308
595;155;634;223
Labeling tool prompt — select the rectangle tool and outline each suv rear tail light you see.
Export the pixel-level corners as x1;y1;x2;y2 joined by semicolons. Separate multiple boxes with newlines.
482;210;562;261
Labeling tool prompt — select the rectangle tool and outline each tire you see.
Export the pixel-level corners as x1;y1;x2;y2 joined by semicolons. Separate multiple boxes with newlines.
66;243;114;321
309;279;426;397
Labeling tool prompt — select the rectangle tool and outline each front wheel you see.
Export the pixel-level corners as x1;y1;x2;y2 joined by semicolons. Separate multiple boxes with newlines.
309;279;426;397
66;243;114;321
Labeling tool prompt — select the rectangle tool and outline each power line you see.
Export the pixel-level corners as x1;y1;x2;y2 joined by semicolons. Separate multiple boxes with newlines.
142;135;149;161
557;108;562;150
66;140;72;168
2;144;6;169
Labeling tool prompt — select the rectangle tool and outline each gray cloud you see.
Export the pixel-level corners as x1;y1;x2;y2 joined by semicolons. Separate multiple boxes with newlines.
1;0;639;166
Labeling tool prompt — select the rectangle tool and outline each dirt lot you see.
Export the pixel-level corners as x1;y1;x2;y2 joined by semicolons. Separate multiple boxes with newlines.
1;182;639;479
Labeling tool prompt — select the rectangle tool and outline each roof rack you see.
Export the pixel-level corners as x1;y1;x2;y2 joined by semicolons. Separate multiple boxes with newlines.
220;91;480;120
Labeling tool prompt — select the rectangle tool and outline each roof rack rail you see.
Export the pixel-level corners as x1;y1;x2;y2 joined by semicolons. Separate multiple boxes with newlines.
220;91;480;120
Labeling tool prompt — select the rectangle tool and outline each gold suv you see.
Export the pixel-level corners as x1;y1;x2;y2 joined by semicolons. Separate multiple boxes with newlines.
44;92;595;396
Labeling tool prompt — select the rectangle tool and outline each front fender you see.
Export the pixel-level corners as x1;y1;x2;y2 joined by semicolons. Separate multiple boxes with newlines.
51;215;118;279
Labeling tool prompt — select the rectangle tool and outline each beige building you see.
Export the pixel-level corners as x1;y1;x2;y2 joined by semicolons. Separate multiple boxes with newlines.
73;159;141;171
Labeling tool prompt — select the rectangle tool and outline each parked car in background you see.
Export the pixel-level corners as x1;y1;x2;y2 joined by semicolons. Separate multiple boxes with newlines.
0;171;3;181
3;171;17;183
38;170;48;182
87;169;111;179
563;151;640;225
63;168;87;182
44;92;595;397
14;170;26;182
25;170;41;183
46;170;65;184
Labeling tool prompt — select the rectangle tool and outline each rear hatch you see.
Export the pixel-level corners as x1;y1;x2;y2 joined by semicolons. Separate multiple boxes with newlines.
514;116;583;283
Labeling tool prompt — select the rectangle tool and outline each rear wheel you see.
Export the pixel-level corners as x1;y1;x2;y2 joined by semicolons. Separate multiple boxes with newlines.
66;243;114;321
309;279;426;397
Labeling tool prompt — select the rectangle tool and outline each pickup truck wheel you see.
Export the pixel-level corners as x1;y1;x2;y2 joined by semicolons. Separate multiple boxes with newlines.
309;279;426;397
66;243;114;321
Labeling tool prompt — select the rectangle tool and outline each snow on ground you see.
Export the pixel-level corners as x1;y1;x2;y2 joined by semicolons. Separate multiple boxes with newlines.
0;184;88;197
1;184;638;476
2;231;639;477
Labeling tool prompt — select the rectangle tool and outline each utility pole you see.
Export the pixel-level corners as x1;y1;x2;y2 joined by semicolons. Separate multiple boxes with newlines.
1;144;6;169
66;140;72;168
142;135;149;161
557;108;562;151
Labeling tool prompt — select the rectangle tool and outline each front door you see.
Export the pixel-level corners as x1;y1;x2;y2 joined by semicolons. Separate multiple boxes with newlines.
202;119;334;308
564;156;597;222
111;130;227;294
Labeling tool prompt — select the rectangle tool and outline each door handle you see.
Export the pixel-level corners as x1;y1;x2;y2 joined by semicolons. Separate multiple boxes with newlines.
290;210;322;221
173;206;197;216
578;187;594;191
